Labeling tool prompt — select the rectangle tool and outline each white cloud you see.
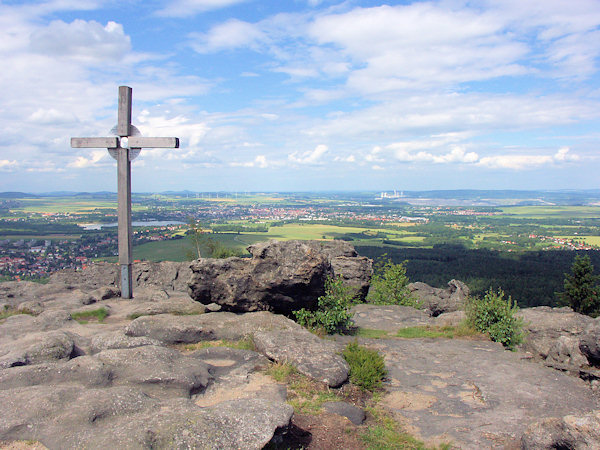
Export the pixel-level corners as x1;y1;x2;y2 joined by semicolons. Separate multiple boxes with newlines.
554;147;580;162
68;150;109;169
478;154;554;169
0;160;18;172
30;20;130;64
230;154;275;168
288;144;328;164
189;19;266;53
157;0;249;17
334;154;355;163
28;108;78;125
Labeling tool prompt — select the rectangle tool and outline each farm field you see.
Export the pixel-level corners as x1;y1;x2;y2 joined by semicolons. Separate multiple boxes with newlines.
500;206;600;219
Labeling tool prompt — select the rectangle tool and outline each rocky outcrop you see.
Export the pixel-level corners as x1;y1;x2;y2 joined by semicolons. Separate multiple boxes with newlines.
580;319;600;367
409;279;469;316
188;241;317;314
254;328;349;387
304;240;373;300
516;307;600;385
521;411;600;449
50;261;191;293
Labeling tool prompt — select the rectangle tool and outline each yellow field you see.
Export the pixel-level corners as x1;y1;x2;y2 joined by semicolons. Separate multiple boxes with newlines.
557;235;600;246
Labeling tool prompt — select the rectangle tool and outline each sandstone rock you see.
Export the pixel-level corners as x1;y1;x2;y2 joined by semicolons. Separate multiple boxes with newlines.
127;292;206;318
521;411;600;449
94;345;212;397
0;356;113;389
133;260;192;292
350;337;599;449
125;314;216;344
409;279;469;316
125;311;302;343
580;319;600;367
546;335;589;370
188;240;332;315
89;330;163;354
518;307;595;359
434;310;466;327
50;262;119;289
304;240;373;301
0;330;74;368
322;401;366;425
253;328;349;387
351;304;434;331
191;347;286;407
0;384;293;449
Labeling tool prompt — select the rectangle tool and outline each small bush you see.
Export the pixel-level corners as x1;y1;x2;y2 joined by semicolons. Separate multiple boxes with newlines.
294;275;356;334
367;257;419;307
342;340;387;391
465;288;524;349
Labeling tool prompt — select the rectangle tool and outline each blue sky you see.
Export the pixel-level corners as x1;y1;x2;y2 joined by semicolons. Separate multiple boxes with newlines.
0;0;599;193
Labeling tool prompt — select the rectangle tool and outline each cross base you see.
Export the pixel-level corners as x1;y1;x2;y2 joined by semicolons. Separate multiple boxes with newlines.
121;264;133;299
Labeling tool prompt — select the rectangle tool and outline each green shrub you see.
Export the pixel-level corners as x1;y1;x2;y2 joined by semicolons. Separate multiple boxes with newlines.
367;257;419;307
342;340;387;391
465;288;524;349
294;275;356;334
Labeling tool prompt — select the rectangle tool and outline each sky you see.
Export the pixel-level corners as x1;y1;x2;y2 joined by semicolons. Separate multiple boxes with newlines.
0;0;599;193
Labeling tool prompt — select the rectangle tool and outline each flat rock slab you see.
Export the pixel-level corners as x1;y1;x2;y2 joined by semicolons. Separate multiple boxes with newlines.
125;311;301;344
359;337;599;449
351;304;435;331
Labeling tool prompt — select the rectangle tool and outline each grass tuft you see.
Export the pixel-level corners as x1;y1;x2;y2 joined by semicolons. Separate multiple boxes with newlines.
0;306;34;321
178;337;256;352
354;328;391;339
395;323;480;339
71;307;109;324
361;407;451;450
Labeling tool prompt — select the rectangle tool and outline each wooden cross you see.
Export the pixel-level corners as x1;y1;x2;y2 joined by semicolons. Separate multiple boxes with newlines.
71;86;179;298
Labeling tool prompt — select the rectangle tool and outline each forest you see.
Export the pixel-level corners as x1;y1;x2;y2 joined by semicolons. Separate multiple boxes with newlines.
356;245;600;308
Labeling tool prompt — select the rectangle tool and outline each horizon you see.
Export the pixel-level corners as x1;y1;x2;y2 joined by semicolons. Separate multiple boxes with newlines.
0;1;599;192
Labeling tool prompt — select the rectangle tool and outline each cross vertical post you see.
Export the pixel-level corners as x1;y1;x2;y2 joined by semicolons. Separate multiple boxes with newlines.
116;87;134;297
71;86;179;299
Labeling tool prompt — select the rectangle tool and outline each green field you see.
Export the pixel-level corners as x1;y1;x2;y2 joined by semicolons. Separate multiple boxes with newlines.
5;198;148;214
500;206;600;219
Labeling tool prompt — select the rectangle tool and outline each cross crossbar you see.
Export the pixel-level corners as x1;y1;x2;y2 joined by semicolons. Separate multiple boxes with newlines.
71;137;119;148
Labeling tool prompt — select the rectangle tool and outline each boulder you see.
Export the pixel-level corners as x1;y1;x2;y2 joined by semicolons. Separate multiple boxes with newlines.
518;307;595;360
0;330;74;368
409;279;469;316
188;240;333;315
125;314;216;344
546;335;589;371
304;240;373;300
133;261;192;292
322;401;366;425
521;411;600;449
579;319;600;367
253;328;349;387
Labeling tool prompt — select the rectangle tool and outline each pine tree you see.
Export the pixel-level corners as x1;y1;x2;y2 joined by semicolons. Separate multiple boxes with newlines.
560;254;600;317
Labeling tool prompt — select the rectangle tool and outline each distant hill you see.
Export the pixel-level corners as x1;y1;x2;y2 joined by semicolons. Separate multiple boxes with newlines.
0;192;39;198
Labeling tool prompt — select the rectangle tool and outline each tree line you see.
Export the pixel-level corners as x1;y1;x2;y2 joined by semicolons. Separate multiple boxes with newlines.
355;245;600;308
